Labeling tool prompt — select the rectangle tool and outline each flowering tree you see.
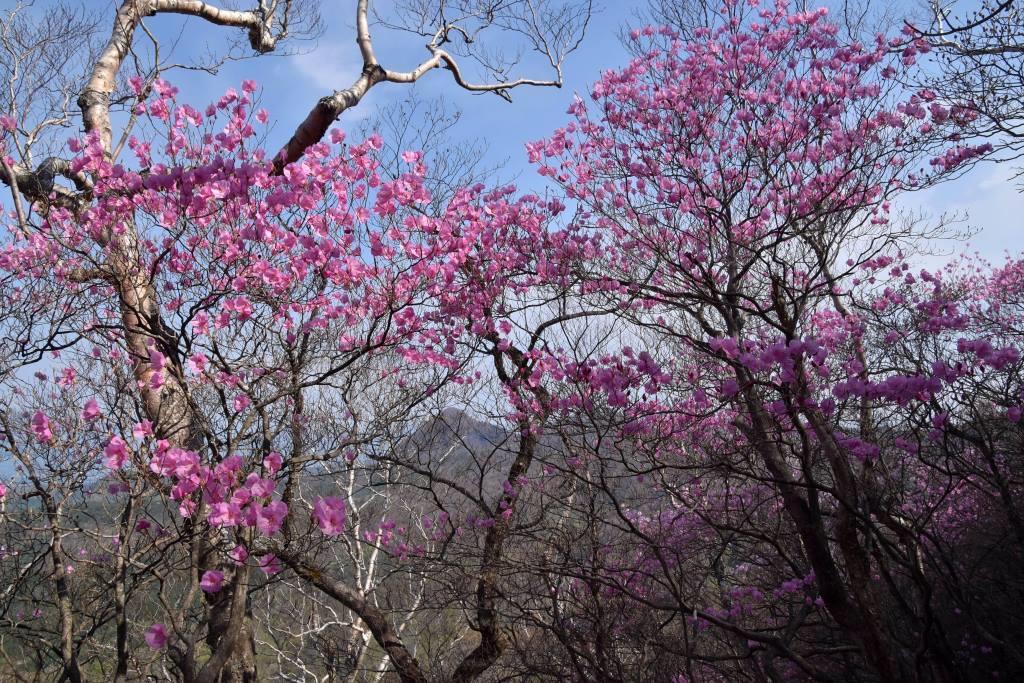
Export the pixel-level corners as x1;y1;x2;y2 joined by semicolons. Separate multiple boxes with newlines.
524;1;1013;680
0;1;592;681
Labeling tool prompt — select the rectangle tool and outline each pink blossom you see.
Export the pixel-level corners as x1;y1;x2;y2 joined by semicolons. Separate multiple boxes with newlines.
31;412;53;443
243;473;275;498
148;348;166;371
80;399;101;421
58;368;76;388
188;353;208;373
144;623;168;649
208;502;242;527
132;420;154;440
175;498;196;517
103;436;130;469
229;544;248;565
263;451;283;475
257;553;281;576
255;500;288;536
200;569;225;593
313;496;347;536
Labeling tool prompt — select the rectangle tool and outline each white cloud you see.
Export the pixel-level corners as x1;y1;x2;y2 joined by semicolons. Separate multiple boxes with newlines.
291;43;357;91
914;163;1024;264
288;43;376;121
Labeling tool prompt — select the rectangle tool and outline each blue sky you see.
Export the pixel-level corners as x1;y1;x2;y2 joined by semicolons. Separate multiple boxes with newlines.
156;1;635;179
144;0;1020;264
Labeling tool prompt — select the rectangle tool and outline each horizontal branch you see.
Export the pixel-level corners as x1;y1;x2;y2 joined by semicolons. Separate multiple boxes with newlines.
385;46;563;103
0;157;89;206
152;0;280;53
